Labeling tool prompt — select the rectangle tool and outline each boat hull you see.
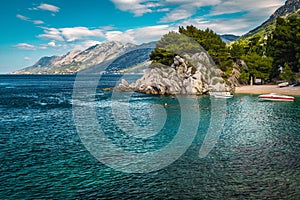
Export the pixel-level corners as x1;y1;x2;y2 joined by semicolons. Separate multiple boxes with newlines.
258;94;294;101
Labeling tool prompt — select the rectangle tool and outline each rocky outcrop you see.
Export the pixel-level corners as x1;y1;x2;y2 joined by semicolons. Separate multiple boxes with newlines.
115;52;233;95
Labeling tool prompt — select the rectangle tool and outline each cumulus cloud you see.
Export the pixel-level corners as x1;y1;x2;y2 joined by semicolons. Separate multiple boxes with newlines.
60;27;105;42
38;27;64;41
37;3;60;12
38;27;105;43
106;25;175;44
15;43;37;50
47;41;56;47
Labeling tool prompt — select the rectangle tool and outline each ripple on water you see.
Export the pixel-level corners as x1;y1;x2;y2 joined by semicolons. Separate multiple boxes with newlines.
1;77;299;199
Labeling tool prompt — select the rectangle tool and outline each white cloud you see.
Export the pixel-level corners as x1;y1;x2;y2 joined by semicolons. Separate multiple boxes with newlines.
60;27;105;42
163;0;219;7
184;0;286;35
48;41;56;47
37;3;60;12
106;25;175;44
209;0;284;16
111;0;150;16
16;14;44;25
179;17;251;35
106;31;136;43
15;43;37;50
38;28;64;41
110;0;221;21
157;8;170;12
38;27;105;44
33;20;44;25
16;14;29;21
160;0;221;22
99;25;116;31
72;40;102;50
110;0;166;16
160;7;194;22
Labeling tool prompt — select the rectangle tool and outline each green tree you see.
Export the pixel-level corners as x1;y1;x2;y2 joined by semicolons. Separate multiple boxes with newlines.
267;16;300;78
149;31;204;65
280;63;295;82
149;48;175;66
230;43;245;60
241;53;273;81
178;25;231;69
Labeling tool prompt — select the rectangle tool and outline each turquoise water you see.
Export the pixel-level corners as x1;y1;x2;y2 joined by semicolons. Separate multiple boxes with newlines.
0;75;299;199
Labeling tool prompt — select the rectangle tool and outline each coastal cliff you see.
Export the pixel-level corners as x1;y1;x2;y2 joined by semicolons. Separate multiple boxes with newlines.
115;51;232;95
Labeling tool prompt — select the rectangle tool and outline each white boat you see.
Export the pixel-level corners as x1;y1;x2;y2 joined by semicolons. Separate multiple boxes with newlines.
258;93;294;101
278;82;289;87
210;92;233;99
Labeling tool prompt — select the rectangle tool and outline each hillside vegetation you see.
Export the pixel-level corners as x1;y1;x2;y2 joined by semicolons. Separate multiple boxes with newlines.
150;14;300;85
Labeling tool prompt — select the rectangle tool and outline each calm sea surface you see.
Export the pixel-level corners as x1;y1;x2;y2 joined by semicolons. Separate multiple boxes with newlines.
0;75;299;199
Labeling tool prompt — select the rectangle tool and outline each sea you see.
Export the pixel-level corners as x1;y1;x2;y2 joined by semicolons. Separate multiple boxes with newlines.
0;74;299;199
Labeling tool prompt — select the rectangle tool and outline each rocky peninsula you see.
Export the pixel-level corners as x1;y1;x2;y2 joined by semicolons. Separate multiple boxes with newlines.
115;51;233;95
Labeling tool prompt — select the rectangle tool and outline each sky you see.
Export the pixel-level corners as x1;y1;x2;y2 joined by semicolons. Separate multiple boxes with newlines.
0;0;286;74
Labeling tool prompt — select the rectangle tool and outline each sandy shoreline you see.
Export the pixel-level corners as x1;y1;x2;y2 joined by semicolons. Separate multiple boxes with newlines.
235;85;300;96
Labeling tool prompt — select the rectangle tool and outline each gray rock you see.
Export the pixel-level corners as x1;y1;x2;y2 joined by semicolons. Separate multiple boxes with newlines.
115;52;234;95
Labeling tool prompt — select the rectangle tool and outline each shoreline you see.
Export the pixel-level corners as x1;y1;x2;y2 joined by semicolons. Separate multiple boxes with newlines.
235;85;300;96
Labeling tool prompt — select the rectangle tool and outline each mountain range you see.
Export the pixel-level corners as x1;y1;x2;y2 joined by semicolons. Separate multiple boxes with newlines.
13;41;139;74
12;0;299;75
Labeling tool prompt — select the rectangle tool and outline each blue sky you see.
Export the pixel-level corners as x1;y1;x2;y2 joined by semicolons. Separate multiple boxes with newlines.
0;0;286;73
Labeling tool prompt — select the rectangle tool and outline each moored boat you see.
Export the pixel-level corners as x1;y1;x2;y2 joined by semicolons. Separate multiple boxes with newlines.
210;92;233;99
278;82;289;87
258;93;294;101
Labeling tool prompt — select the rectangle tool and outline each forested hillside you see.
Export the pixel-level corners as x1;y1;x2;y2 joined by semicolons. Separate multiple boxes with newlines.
150;16;300;85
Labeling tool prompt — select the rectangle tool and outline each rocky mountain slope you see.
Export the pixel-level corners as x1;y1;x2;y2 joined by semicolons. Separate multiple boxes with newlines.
241;0;300;39
12;41;154;74
81;42;156;74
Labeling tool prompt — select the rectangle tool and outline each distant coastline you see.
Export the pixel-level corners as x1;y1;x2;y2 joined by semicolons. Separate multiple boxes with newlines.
235;85;300;96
